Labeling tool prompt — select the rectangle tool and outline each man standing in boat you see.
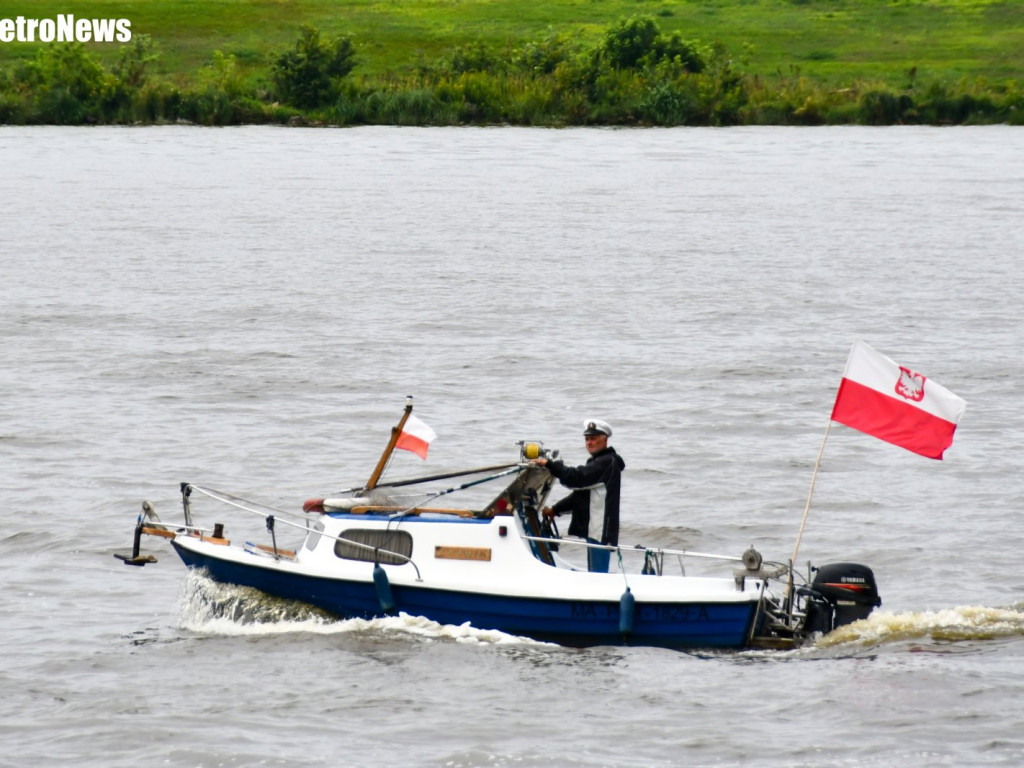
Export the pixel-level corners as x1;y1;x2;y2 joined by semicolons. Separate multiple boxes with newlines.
532;419;625;573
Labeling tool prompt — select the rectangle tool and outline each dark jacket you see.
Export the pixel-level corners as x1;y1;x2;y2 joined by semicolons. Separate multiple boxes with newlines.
547;446;625;546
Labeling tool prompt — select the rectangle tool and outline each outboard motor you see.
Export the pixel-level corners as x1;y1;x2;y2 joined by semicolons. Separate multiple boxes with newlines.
801;563;881;635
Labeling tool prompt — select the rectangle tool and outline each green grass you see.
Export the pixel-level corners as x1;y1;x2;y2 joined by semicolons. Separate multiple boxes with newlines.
2;0;1022;87
2;0;1022;125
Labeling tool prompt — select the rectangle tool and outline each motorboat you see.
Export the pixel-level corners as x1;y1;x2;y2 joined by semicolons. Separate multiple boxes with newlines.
117;401;881;649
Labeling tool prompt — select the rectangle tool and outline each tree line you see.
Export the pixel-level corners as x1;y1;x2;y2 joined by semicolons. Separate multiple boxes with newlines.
1;17;1020;126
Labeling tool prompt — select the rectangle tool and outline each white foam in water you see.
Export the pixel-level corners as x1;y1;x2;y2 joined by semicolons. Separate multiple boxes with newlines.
817;604;1024;648
177;571;548;646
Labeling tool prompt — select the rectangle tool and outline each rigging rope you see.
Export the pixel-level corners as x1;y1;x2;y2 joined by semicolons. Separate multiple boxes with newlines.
387;464;527;522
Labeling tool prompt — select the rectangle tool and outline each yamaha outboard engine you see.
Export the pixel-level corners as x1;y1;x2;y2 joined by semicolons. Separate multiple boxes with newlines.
801;563;881;635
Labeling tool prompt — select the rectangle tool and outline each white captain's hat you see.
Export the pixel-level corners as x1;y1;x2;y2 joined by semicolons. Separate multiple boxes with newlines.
583;419;612;437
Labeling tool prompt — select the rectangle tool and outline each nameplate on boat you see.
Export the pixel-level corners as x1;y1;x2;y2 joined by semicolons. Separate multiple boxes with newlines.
434;546;491;562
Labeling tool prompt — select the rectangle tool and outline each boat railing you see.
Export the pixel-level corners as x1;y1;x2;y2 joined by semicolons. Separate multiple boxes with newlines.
183;483;424;580
521;534;745;576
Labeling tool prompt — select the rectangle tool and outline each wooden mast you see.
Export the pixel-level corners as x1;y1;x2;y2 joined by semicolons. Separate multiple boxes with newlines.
364;396;415;491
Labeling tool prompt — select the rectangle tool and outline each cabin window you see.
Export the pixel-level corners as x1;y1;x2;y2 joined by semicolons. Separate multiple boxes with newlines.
334;529;413;566
304;521;325;552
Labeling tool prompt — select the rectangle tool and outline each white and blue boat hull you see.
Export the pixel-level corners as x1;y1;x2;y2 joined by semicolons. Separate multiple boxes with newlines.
170;509;764;648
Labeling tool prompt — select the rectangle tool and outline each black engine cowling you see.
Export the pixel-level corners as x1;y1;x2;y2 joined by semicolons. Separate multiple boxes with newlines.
801;563;881;635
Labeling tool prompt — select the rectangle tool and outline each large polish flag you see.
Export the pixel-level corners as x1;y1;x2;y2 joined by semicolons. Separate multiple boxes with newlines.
831;341;967;460
395;414;437;459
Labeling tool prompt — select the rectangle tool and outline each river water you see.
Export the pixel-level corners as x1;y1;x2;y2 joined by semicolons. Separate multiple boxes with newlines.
1;125;1023;767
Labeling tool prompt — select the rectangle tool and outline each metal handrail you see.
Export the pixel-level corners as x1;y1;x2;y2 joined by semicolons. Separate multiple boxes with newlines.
521;534;744;563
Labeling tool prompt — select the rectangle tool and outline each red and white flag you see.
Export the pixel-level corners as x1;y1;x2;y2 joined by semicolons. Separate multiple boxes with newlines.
395;414;436;459
831;340;967;460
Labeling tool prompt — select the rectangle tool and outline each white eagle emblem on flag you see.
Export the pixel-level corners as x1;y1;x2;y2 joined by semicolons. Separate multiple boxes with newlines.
894;366;926;402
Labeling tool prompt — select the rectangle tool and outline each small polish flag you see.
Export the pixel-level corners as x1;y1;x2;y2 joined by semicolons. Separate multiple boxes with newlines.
395;414;437;459
831;340;967;460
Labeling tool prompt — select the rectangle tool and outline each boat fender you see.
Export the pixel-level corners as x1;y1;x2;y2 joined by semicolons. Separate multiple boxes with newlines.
619;587;635;636
373;562;396;614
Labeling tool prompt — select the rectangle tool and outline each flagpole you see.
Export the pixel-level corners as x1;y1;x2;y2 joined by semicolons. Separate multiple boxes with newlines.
791;417;833;568
364;396;414;492
785;416;833;611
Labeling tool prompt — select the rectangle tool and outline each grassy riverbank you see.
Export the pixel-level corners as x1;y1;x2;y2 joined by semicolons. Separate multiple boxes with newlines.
1;0;1022;125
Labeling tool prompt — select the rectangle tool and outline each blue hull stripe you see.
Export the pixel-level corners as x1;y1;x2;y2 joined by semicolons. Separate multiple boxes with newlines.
173;544;757;648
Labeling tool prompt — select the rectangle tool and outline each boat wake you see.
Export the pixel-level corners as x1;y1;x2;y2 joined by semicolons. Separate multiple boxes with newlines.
177;571;548;646
814;603;1024;650
176;573;1024;655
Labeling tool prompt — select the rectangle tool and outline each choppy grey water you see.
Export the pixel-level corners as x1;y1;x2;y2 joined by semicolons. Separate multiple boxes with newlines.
2;125;1023;767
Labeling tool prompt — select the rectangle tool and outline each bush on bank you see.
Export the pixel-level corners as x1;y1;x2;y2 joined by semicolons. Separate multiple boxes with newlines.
0;18;1021;126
